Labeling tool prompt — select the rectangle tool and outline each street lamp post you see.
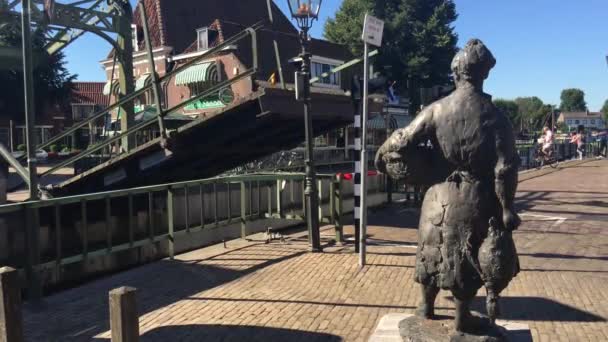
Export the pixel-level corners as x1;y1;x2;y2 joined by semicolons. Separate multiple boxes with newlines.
287;0;322;252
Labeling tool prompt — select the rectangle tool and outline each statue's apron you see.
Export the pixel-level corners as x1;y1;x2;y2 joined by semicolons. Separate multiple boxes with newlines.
414;171;512;299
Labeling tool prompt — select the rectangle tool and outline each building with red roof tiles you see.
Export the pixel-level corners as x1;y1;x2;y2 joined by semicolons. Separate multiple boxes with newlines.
100;0;352;120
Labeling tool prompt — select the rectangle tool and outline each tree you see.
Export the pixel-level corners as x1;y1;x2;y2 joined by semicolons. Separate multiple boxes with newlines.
601;99;608;124
324;0;458;113
514;97;547;132
0;17;76;123
323;0;371;57
559;88;587;112
493;99;519;128
555;121;569;133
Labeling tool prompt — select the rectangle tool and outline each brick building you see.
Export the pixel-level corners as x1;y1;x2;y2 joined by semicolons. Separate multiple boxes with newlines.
95;0;416;173
100;0;353;122
69;82;110;149
0;80;111;151
0;99;65;152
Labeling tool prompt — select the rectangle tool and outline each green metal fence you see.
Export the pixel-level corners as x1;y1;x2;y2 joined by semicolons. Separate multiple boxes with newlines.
0;172;355;295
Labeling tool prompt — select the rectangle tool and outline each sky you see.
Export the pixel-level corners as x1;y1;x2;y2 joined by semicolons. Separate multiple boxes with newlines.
63;0;608;111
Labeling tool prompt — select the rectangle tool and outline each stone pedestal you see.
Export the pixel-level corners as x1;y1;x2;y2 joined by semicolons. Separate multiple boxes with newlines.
369;313;532;342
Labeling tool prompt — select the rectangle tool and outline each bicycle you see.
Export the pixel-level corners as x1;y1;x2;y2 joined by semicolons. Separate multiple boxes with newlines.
533;145;559;170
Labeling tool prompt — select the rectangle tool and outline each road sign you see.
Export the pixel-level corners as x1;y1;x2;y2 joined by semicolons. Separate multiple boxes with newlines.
361;14;384;47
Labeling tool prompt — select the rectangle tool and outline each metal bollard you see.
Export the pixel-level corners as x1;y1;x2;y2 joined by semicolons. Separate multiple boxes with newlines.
109;287;139;342
0;267;24;342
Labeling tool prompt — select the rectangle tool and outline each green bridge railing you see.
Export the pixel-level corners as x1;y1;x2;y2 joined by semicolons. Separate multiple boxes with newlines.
1;172;383;297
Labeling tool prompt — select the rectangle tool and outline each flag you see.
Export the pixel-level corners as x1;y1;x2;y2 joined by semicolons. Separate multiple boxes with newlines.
387;82;397;104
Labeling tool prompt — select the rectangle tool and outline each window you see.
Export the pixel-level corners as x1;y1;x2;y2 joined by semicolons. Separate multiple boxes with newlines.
591;119;595;124
131;24;139;52
16;126;51;145
575;120;580;124
583;120;588;124
72;105;98;121
189;82;211;97
197;28;209;50
314;134;328;147
567;119;572;124
311;61;340;86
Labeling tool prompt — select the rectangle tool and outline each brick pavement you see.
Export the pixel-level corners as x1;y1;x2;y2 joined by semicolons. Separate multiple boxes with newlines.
22;160;608;341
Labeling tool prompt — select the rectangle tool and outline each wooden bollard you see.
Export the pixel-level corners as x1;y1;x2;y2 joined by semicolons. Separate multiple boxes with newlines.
0;267;23;342
109;287;139;342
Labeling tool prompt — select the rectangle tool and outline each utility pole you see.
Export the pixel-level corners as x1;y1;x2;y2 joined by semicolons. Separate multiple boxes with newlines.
551;105;555;131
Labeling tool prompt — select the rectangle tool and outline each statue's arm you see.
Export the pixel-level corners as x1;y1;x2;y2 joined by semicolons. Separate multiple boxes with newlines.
381;105;436;154
495;113;521;231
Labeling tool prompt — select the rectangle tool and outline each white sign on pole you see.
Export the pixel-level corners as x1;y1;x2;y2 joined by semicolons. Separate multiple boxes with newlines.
358;12;384;268
361;14;384;47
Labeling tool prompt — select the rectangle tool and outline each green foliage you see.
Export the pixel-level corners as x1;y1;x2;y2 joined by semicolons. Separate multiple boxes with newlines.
493;99;519;126
17;144;25;151
555;121;569;133
514;97;551;131
494;97;555;132
323;0;371;57
324;0;459;113
0;17;77;121
49;144;58;153
559;88;587;112
601;99;608;124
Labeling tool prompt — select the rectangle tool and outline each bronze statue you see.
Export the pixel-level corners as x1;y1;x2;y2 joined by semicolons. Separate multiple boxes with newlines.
375;39;520;335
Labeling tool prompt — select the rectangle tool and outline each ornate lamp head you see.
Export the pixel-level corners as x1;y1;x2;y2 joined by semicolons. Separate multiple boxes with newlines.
287;0;322;30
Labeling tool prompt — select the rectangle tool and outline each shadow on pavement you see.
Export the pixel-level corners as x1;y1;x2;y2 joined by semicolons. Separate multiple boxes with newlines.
24;244;307;341
521;267;608;274
520;252;608;261
184;296;428;311
447;296;606;322
127;324;343;342
367;203;421;229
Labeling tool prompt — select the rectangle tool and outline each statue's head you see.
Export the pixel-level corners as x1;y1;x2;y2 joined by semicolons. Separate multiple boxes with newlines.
451;39;496;88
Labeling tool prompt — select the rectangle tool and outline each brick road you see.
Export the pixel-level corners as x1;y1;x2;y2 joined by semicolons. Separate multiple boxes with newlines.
22;160;608;341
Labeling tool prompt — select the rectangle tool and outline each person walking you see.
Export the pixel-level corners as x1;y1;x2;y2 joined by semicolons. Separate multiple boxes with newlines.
570;129;585;160
598;133;607;158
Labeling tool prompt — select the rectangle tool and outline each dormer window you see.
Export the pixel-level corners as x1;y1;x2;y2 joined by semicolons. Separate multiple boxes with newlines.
197;27;209;51
197;27;218;51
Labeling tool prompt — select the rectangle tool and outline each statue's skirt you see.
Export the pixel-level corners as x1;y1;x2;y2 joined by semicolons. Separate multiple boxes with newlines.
414;173;499;300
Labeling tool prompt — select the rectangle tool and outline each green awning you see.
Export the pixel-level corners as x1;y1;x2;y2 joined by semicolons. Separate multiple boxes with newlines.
184;99;225;111
175;62;214;86
113;106;193;125
391;115;411;129
135;74;151;91
103;80;118;95
134;106;193;122
368;115;388;129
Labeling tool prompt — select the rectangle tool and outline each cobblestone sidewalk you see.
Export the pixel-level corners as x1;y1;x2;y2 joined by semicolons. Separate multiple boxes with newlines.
23;160;608;341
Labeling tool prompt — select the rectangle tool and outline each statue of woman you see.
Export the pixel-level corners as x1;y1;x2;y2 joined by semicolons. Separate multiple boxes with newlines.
375;39;520;333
